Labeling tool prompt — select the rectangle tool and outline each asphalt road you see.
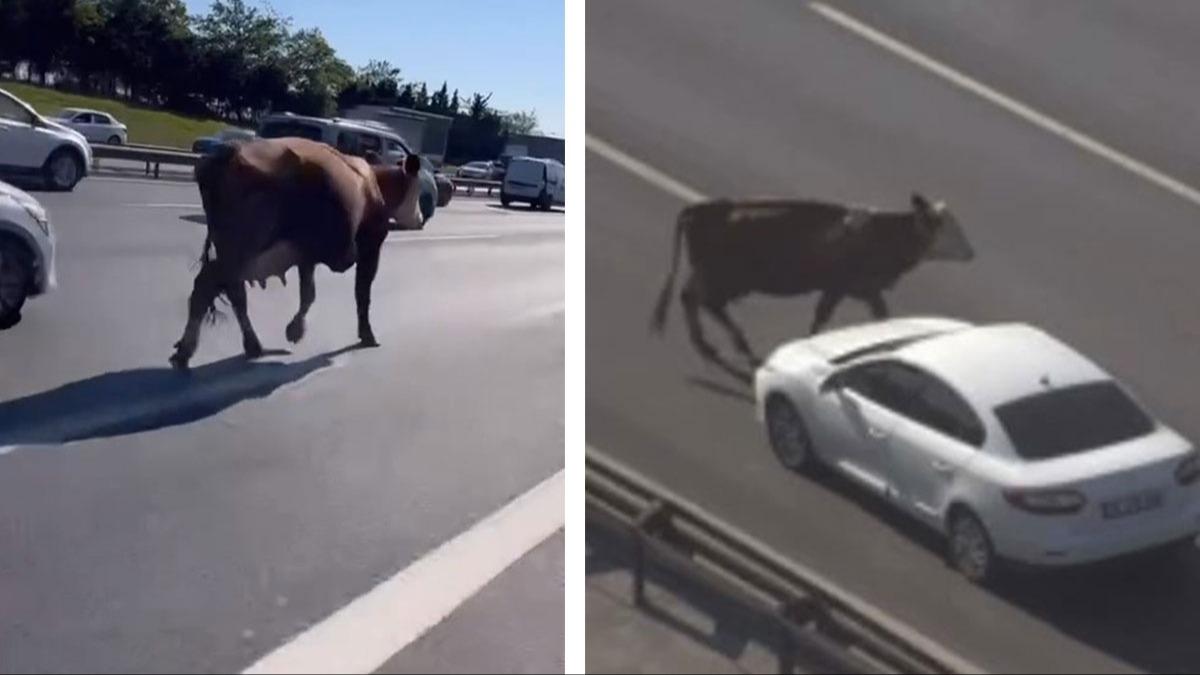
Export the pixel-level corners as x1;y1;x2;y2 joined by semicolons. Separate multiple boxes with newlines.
0;178;563;673
587;2;1200;673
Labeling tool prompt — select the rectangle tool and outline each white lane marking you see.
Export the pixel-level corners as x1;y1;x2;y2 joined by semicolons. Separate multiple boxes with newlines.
0;446;16;456
242;469;564;675
510;300;565;324
586;135;707;203
809;2;1200;209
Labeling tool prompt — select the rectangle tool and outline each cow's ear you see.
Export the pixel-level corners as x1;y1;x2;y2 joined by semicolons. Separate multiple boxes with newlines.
911;192;930;211
404;154;421;176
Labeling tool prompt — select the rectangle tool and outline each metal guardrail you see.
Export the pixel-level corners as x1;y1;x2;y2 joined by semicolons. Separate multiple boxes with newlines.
451;177;502;197
90;143;199;179
586;448;983;675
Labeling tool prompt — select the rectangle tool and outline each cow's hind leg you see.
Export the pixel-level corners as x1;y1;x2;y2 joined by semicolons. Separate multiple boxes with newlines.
170;262;222;370
226;276;264;359
705;301;757;364
681;278;719;362
286;262;316;344
810;290;844;335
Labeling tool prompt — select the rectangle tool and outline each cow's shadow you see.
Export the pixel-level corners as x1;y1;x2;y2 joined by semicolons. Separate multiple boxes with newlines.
0;345;360;446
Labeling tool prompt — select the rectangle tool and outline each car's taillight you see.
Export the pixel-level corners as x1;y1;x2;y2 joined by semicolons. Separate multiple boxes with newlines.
1003;488;1087;515
1176;453;1200;487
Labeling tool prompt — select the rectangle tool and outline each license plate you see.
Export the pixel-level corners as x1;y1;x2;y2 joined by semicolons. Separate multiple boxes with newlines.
1101;490;1164;520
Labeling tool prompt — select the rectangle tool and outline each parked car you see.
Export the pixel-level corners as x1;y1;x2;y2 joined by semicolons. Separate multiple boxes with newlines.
192;128;256;155
0;87;92;191
456;161;493;179
754;317;1200;583
501;156;564;210
432;166;454;207
257;112;439;224
54;107;127;145
0;180;56;329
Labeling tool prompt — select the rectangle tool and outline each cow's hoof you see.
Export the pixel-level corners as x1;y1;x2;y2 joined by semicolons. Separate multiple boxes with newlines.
169;352;191;371
358;333;380;348
244;340;265;360
286;318;306;344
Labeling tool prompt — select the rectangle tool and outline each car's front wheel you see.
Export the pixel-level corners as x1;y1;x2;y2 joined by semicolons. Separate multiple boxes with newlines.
0;237;32;329
44;148;84;191
948;509;997;584
765;396;815;472
107;135;123;145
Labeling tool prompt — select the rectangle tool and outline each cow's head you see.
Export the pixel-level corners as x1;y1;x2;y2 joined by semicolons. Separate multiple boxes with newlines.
375;154;424;229
912;192;974;262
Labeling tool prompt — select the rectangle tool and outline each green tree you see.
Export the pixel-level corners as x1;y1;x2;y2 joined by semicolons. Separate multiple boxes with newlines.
429;81;449;115
500;109;538;135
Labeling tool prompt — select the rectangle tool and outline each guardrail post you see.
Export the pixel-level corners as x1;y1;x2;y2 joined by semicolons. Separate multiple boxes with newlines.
144;160;152;176
631;501;670;607
154;162;160;179
777;620;795;675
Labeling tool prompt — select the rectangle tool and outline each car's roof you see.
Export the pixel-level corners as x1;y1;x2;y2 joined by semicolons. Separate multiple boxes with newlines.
64;107;107;116
894;323;1110;409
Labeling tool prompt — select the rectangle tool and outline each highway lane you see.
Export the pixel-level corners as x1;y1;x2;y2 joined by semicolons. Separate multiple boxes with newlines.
587;2;1200;673
0;179;563;673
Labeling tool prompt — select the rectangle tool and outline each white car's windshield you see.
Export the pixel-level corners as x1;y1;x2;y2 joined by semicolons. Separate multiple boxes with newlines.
995;381;1155;460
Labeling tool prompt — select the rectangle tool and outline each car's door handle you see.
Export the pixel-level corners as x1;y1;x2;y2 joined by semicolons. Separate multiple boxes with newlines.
932;460;955;476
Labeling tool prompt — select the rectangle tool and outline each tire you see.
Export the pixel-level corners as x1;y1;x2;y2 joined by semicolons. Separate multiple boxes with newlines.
0;237;32;329
948;508;997;584
44;148;84;191
765;396;815;472
419;193;434;228
107;135;122;146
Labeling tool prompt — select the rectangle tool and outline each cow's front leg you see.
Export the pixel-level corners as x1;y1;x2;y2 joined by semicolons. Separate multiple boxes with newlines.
809;290;843;335
354;229;386;347
170;262;221;370
286;262;316;343
863;291;889;321
226;275;263;359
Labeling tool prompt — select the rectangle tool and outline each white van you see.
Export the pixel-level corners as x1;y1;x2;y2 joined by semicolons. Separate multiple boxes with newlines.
501;157;564;210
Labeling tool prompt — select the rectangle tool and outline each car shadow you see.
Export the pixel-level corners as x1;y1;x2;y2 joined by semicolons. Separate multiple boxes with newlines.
0;345;362;446
484;203;566;214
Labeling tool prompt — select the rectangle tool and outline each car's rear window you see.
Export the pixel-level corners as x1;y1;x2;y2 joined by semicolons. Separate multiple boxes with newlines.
995;381;1155;460
508;160;546;183
259;121;323;141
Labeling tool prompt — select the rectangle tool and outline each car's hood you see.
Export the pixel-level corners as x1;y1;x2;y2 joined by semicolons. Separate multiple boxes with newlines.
43;118;88;144
0;180;42;210
797;317;972;361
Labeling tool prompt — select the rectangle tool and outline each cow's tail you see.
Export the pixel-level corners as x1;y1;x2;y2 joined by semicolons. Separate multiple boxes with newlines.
650;206;691;334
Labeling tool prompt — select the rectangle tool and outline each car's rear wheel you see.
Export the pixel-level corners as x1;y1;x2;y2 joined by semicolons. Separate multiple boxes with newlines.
765;396;814;472
948;509;996;584
44;149;84;191
0;237;32;329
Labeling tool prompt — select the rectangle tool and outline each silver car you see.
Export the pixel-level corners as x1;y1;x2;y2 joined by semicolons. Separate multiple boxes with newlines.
0;180;55;328
55;108;128;145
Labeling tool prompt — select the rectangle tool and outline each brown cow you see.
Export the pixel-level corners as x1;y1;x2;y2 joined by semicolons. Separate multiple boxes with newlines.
169;137;423;370
650;192;974;365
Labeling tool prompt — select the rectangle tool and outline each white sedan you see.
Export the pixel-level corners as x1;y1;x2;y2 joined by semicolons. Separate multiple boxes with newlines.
754;317;1200;582
0;180;56;328
55;107;128;145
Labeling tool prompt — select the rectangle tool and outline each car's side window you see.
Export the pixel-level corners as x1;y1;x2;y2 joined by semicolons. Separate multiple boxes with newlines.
0;94;29;123
96;114;112;125
358;133;382;154
840;362;912;412
74;113;93;124
889;364;985;447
